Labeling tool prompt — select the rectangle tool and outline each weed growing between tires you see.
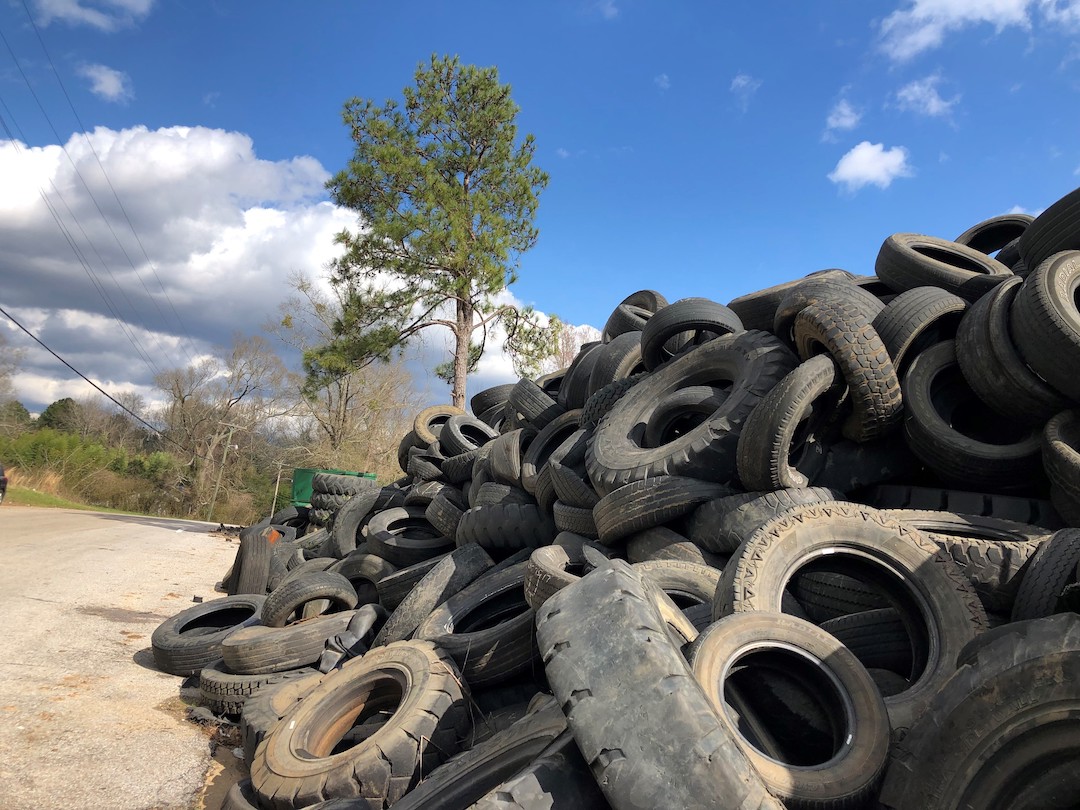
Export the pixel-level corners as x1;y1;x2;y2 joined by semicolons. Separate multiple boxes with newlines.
151;187;1080;809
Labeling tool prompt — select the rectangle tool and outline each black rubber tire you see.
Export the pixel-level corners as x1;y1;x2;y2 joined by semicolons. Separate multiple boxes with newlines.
903;340;1044;492
772;276;885;349
639;297;743;370
955;276;1070;425
587;330;644;395
261;571;359;628
625;526;727;568
326;552;396;607
818;608;914;673
736;354;841;490
793;297;902;443
1011;250;1080;401
601;290;668;341
875;232;1013;302
375;555;446;612
234;526;283;596
473;482;536;508
389;702;569;810
455;503;558;560
221;610;359;675
535;562;782;810
523;542;604;611
311;473;377;497
414;561;538;688
1044;410;1080;506
151;594;266;676
872;285;967;377
955;212;1033;255
632;559;720;632
714;502;988;738
508;379;565;431
592;475;729;546
249;640;471;808
579;375;643;430
688;611;890;809
519;409;583;495
640;384;730;449
326;489;381;558
398;430;421;474
240;671;324;766
1011;529;1080;621
372;543;494;647
790;570;891;622
879;612;1080;810
471;383;516;417
586;330;798;494
440;414;499;457
424;490;465;538
687;486;839;554
413;404;465;445
199;658;317;716
221;778;263;810
551;500;599;538
727;269;853;332
488;428;537;488
440;449;479;484
406;452;444;482
1018;185;1080;271
557;342;604;410
860;484;1063;528
366;506;452;567
547;460;599;509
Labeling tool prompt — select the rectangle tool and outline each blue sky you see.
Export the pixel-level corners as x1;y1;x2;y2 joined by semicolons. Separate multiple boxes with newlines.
1;0;1079;412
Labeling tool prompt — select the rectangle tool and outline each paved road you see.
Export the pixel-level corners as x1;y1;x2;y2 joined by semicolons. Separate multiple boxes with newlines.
0;506;239;809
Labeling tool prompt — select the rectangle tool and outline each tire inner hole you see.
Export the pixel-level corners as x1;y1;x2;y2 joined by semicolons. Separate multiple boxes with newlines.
178;607;253;635
929;363;1035;446
457;586;531;633
306;678;404;758
914;245;992;275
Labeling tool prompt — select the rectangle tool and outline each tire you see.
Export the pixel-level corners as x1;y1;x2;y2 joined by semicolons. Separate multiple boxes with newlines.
375;555;446;612
641;384;730;448
872;285;967;376
1044;410;1080;505
535;562;782;810
879;612;1080;810
818;608;914;673
1018;185;1080;271
587;330;644;394
625;526;727;568
326;489;381;558
579;375;643;430
366;506;452;567
441;449;479;484
633;559;720;632
488;428;537;488
414;404;465;445
327;552;396;607
240;671;324;766
311;473;377;497
736;355;841;490
1011;529;1080;620
221;610;359;675
688;612;890;808
714;502;988;738
903;340;1044;492
772;277;885;348
727;269;853;332
310;491;354;512
508;379;565;431
455;503;557;560
372;543;494;647
151;594;266;676
221;779;262;810
523;543;599;610
954;212;1033;255
686;487;839;554
235;526;285;596
424;490;465;538
587;330;798;494
547;460;599;508
398;430;421;473
471;383;515;417
1011;251;1080;401
861;484;1063;528
414;561;538;688
557;342;604;410
519;410;583;495
592;475;728;546
639;297;743;370
199;658;317;716
790;570;891;622
249;641;471;809
261;571;358;628
473;482;535;508
388;702;569;810
793;297;902;443
955;276;1069;424
875;232;1013;302
438;415;499;458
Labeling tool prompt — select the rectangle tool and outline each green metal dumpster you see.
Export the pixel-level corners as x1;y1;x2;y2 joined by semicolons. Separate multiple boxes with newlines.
291;468;378;506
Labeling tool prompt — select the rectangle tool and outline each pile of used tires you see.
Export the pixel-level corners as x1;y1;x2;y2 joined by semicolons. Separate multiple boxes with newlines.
152;186;1080;809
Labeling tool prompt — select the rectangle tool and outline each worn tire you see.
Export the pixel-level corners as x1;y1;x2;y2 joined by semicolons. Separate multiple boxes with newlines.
151;594;266;677
261;571;358;628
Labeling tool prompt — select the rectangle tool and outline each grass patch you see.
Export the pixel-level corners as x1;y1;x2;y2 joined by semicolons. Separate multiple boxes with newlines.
4;485;136;514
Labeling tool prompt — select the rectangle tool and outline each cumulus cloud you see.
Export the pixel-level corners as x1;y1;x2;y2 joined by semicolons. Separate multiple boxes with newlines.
654;73;671;91
77;63;133;103
0;125;584;412
896;74;959;117
828;141;913;192
33;0;153;31
730;73;763;112
555;147;570;159
824;99;861;139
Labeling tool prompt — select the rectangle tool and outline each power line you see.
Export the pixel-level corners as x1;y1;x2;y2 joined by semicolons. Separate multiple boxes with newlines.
0;302;213;463
17;0;200;367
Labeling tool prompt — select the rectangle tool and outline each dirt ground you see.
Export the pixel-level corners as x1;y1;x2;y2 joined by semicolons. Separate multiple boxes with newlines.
0;506;247;809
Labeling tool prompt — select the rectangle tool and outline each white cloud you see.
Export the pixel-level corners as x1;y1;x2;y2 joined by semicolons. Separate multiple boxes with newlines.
654;73;671;91
34;0;153;31
730;73;763;112
896;74;959;117
0;125;576;412
77;63;133;103
596;0;618;19
824;99;861;138
556;147;570;159
1006;204;1046;215
828;141;913;192
1041;0;1080;27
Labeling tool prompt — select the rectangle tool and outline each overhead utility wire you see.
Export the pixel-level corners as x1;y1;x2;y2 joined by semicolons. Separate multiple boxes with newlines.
0;302;213;463
18;0;200;367
0;24;186;374
0;101;164;379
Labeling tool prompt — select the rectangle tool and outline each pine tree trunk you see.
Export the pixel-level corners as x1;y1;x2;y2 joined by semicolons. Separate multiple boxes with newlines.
452;300;472;409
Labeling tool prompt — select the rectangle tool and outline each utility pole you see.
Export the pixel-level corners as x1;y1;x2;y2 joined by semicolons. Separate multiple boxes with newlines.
206;422;241;523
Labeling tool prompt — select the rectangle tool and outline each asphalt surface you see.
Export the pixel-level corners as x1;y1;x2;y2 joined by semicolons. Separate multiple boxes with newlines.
0;506;239;809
